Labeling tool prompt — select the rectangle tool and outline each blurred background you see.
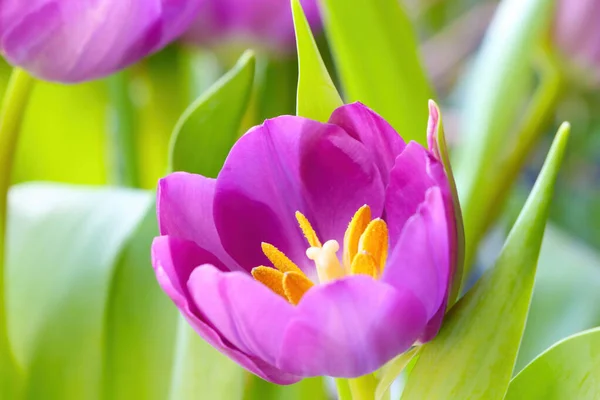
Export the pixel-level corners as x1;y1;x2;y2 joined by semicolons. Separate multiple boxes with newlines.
2;0;600;398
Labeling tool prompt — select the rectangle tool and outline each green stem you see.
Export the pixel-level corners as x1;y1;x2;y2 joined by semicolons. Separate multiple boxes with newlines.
0;68;35;397
107;70;140;187
346;374;378;400
461;48;564;284
335;378;352;400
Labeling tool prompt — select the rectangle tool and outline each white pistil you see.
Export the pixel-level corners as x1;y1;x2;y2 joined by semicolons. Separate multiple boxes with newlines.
306;240;346;283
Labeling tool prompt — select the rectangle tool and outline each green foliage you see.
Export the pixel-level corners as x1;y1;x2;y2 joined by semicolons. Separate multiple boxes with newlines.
505;328;600;399
319;0;433;143
401;125;569;400
455;0;555;277
169;50;256;178
291;0;342;121
6;184;152;399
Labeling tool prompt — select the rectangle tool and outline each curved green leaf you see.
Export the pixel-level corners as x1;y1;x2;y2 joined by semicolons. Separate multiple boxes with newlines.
102;203;179;400
506;328;600;400
320;0;433;143
169;50;256;178
291;0;342;121
6;184;151;399
402;124;569;400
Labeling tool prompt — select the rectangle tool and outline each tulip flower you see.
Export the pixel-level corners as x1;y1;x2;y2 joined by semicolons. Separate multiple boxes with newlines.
152;102;460;383
185;0;321;53
553;0;600;86
0;0;203;82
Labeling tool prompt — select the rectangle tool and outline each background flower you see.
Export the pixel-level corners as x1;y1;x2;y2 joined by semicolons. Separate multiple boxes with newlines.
0;0;203;82
184;0;321;53
553;0;600;86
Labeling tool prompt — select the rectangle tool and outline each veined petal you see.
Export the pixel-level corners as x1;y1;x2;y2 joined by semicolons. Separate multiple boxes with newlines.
151;236;300;385
385;142;449;247
382;188;450;321
157;172;240;271
214;116;385;274
329;102;406;185
277;276;427;377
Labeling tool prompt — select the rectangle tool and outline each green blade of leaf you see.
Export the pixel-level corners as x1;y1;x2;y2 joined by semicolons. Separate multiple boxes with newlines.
402;123;570;400
291;0;343;121
169;50;256;178
375;347;420;400
6;184;152;399
505;328;600;400
320;0;433;143
102;202;179;400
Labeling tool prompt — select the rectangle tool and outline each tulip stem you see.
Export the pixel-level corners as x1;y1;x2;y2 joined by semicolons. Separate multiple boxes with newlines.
346;374;378;400
107;70;141;188
460;45;564;285
0;67;35;397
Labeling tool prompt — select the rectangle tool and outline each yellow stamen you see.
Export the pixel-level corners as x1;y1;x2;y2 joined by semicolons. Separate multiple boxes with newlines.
283;271;314;305
251;266;286;299
306;240;345;283
295;211;322;247
350;251;378;278
261;242;304;275
358;218;389;273
343;205;372;272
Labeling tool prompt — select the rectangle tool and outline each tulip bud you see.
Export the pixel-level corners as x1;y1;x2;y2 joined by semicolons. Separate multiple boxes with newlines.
553;0;600;86
184;0;322;53
0;1;203;83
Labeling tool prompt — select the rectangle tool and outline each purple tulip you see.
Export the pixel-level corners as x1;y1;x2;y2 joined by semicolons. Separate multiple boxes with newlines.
184;0;321;53
0;0;202;82
554;0;600;85
152;102;459;383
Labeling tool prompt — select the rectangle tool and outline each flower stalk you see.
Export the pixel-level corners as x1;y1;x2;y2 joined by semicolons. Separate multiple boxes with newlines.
0;67;35;397
347;374;379;400
107;70;141;188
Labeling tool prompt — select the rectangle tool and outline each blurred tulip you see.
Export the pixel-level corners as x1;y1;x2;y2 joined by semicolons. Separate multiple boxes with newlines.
152;102;460;383
0;0;203;82
185;0;321;53
553;0;600;86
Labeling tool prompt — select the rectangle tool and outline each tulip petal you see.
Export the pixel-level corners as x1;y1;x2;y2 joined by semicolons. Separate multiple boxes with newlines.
214;116;384;274
277;276;427;377
187;264;295;368
158;172;240;271
329;102;406;185
151;236;299;385
385;142;448;247
382;188;450;322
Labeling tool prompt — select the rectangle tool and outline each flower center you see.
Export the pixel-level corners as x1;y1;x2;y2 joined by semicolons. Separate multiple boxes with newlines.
251;205;389;305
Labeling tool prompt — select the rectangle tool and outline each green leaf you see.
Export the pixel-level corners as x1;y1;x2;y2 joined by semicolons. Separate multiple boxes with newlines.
168;320;246;400
320;0;433;143
375;347;420;400
516;225;600;372
291;0;343;121
505;328;600;400
6;184;152;399
455;0;555;275
169;50;256;178
401;124;569;400
102;203;179;400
